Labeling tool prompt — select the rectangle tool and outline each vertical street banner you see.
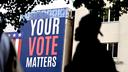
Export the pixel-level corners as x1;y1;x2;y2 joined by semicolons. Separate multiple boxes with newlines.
6;8;73;72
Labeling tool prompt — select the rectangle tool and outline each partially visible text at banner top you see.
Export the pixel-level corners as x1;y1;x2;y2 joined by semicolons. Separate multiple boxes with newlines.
6;7;70;72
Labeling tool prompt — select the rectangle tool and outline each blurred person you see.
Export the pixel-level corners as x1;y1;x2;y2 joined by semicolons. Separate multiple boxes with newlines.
64;11;118;72
0;12;23;72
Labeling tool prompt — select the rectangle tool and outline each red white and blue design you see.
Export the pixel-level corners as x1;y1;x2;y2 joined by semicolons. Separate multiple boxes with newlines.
6;32;22;61
6;8;69;72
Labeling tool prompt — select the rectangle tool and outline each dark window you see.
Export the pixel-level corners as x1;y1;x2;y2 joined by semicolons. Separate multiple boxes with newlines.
103;8;109;22
101;8;119;22
102;42;118;57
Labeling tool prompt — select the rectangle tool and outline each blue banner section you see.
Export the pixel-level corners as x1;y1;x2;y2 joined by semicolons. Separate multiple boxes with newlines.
6;8;68;72
20;18;65;72
25;7;69;20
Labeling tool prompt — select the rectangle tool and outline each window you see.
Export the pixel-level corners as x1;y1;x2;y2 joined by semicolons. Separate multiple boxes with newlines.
110;8;119;21
102;8;109;22
101;8;119;22
102;42;118;57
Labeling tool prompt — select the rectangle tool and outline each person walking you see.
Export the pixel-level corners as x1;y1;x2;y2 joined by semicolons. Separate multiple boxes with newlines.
64;12;118;72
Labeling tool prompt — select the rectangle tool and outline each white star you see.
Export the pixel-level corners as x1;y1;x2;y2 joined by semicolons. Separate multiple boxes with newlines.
13;34;16;37
18;33;22;37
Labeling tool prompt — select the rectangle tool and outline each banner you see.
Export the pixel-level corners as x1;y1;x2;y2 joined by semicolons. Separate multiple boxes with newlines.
6;8;70;72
